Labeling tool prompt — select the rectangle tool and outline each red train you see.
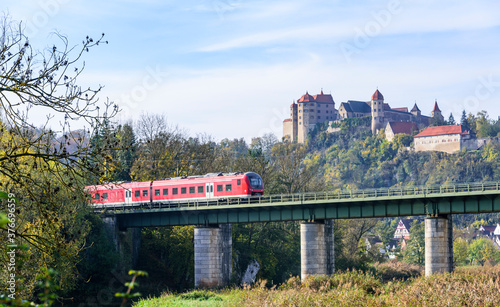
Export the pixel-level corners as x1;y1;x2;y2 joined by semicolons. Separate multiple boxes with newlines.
86;172;264;207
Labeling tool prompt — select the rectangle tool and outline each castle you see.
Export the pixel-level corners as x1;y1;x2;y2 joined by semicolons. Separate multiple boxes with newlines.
283;89;444;143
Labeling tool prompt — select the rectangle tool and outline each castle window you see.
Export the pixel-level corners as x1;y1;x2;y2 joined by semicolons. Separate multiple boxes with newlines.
326;110;328;113
317;110;320;113
299;122;301;125
299;110;301;113
318;116;320;119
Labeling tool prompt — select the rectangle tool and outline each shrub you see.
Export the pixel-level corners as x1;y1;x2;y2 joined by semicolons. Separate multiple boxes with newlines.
373;260;423;281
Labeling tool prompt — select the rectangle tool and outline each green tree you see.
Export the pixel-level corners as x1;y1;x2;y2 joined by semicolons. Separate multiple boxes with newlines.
402;220;425;265
447;113;456;125
374;219;397;246
460;110;470;130
139;226;194;290
335;219;378;270
468;238;500;265
392;134;413;150
453;237;468;266
113;123;137;181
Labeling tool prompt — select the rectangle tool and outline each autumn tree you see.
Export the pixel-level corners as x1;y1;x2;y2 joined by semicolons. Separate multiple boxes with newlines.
0;17;117;298
130;113;189;180
269;142;323;194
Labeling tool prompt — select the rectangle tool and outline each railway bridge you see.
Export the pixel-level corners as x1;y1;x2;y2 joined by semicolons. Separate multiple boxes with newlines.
101;181;500;287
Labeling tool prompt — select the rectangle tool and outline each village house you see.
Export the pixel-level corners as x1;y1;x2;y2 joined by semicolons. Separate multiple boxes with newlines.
393;218;413;239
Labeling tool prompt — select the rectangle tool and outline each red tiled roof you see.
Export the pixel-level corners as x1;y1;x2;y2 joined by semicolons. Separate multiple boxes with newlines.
372;89;384;101
388;122;418;135
392;107;408;113
313;93;334;103
297;91;315;103
414;125;468;138
283;118;292;122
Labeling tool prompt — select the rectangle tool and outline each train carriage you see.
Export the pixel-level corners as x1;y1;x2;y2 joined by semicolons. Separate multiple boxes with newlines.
86;172;264;208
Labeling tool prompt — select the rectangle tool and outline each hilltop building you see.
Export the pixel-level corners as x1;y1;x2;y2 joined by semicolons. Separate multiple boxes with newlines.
385;122;418;142
283;90;338;143
413;125;475;154
369;90;432;134
283;89;439;143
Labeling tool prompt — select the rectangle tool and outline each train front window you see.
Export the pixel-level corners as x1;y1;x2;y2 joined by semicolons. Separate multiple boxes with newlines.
247;173;263;189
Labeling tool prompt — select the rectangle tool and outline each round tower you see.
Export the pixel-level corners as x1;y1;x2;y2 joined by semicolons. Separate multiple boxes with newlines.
371;89;385;134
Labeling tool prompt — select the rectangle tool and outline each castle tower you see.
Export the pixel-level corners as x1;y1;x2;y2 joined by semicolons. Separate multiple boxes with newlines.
291;101;298;141
411;102;421;117
431;100;444;122
371;89;385;134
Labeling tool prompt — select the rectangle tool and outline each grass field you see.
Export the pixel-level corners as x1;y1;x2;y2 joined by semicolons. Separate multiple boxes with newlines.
133;264;500;307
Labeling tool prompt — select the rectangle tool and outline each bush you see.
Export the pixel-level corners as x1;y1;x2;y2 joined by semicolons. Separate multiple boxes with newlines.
179;290;222;301
373;260;423;281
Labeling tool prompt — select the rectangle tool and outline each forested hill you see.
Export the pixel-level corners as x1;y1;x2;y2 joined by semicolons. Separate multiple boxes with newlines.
305;116;500;191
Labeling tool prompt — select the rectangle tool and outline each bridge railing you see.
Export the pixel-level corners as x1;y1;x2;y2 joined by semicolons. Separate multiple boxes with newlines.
100;181;500;212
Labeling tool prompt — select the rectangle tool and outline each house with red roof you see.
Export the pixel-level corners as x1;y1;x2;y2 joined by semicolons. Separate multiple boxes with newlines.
414;124;474;154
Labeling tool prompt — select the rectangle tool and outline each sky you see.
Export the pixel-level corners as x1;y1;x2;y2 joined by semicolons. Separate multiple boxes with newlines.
3;0;500;141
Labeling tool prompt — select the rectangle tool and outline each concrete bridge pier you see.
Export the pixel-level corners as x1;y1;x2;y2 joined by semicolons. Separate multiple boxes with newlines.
194;224;232;288
425;215;453;276
301;220;335;280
